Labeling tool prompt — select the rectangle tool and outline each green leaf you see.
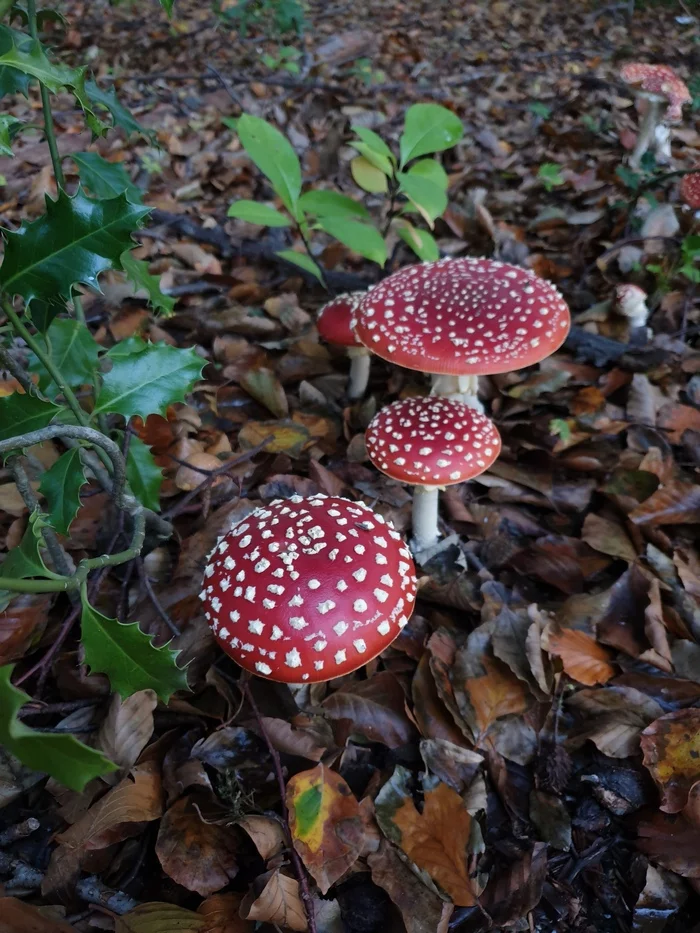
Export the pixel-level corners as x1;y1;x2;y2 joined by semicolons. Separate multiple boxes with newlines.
538;162;565;192
399;103;463;167
85;80;151;139
298;190;370;221
0;26;31;97
159;0;174;14
94;342;204;419
0;188;149;307
28;317;100;396
227;200;291;226
350;125;394;162
349;140;393;176
120;252;175;317
0;392;60;443
105;335;149;359
318;217;387;267
0;665;116;791
350;156;388;194
0;113;22;156
397;172;447;227
38;448;87;536
125;434;163;512
72;152;142;202
0;30;74;91
275;249;325;284
529;101;552;119
81;591;188;702
27;299;61;334
407;158;449;191
396;221;439;261
236;113;302;215
1;510;65;580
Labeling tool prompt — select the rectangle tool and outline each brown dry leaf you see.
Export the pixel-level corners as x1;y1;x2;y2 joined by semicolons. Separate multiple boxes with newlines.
236;815;286;861
155;795;239;896
568;686;665;758
657;402;700;444
238;367;289;418
174;452;226;491
581;512;637;562
459;654;530;740
259;717;328;762
239;869;307;932
368;839;453;933
545;626;615;685
0;898;75;933
630;482;700;526
479;843;548;926
97;690;157;784
673;548;700;599
286;764;365;894
197;893;252;933
637;810;700;878
238;420;311;456
641;709;700;813
0;594;51;666
115;902;205;933
323;671;417;748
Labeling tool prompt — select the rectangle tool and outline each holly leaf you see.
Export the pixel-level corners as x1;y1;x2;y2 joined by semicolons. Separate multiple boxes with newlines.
0;392;60;443
0;28;75;92
0;113;22;156
0;26;31;97
28;317;100;395
159;0;174;14
0;188;149;307
72;152;143;202
38;448;87;536
1;510;65;580
0;665;117;791
120;252;175;317
81;590;188;702
94;342;204;419
125;434;163;512
84;80;151;139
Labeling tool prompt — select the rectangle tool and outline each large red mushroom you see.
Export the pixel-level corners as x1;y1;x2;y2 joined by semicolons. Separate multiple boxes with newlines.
200;495;417;683
620;63;691;168
317;292;371;399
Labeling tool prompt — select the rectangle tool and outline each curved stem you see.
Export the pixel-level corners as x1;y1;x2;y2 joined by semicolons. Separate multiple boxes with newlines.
411;484;440;553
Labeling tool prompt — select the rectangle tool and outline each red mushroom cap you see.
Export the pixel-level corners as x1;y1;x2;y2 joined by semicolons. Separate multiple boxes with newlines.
317;292;364;348
615;283;646;307
200;495;417;683
620;63;691;122
680;172;700;209
352;257;571;377
366;395;501;486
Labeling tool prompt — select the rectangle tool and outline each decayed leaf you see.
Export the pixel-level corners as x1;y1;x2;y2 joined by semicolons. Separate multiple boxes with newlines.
323;672;416;748
368;839;453;933
237;815;286;861
286;763;365;894
479;843;547;926
545;626;615;685
97;690;157;783
630;482;700;526
375;766;477;906
568;686;665;758
156;795;239;896
197;893;253;933
259;716;328;762
0;594;51;666
0;898;75;933
581;512;637;562
641;709;700;813
455;651;530;740
419;739;483;793
637;810;700;878
115;902;205;933
238;420;311;456
239;869;307;932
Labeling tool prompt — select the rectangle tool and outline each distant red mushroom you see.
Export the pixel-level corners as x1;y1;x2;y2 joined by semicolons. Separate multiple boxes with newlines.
366;395;501;552
680;171;700;210
620;63;691;168
317;292;371;399
352;257;570;409
200;495;417;683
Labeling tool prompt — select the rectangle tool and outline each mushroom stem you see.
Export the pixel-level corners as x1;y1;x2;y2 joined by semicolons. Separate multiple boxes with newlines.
630;95;663;169
411;484;440;552
347;347;371;399
430;373;483;411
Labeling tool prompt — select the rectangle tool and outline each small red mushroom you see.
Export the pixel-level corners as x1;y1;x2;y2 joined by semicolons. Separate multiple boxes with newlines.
352;257;570;408
365;395;501;552
615;284;649;330
200;495;417;683
317;292;371;399
680;171;700;210
620;63;691;167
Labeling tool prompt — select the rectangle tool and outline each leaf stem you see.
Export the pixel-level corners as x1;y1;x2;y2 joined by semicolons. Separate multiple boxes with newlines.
26;0;65;186
296;222;332;294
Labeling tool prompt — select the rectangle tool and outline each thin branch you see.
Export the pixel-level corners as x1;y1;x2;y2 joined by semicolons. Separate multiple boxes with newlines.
0;346;34;394
137;558;181;636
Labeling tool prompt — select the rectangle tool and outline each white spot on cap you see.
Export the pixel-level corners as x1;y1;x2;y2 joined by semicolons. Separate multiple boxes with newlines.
314;640;327;652
254;558;270;573
290;616;308;630
289;594;304;607
377;620;391;636
230;610;240;623
314;660;324;671
374;588;388;603
317;600;335;614
353;639;367;653
333;621;349;636
271;626;283;640
285;648;302;668
353;568;367;582
335;649;347;664
244;587;256;602
248;620;264;635
255;662;272;675
308;579;321;590
354;599;368;612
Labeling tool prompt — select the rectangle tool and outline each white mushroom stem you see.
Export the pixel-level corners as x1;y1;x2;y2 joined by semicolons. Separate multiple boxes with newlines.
430;373;484;412
654;124;672;163
630;93;665;169
619;295;650;329
411;484;440;553
347;347;371;399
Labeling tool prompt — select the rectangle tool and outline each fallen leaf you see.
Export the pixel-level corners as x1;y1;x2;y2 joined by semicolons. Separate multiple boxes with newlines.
632;863;688;933
545;626;615;685
0;898;75;933
259;717;328;762
115;902;205;933
239;869;307;931
479;843;547;925
0;594;51;666
630;482;700;526
197;893;253;933
581;512;637;562
637;810;700;878
236;815;286;861
641;709;700;813
368;839;453;933
238;420;310;456
238;367;289;418
97;690;157;783
323;672;417;748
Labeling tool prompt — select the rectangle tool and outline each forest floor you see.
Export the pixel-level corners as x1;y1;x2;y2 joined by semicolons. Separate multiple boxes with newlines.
2;1;700;932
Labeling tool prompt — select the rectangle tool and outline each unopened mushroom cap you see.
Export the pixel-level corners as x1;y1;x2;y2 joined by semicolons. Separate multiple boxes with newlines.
317;292;364;347
200;495;417;683
366;395;501;486
680;171;700;209
353;257;571;376
620;63;691;122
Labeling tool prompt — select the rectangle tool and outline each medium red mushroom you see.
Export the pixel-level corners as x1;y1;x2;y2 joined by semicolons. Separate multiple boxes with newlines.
680;171;700;210
317;292;371;399
352;257;570;410
365;395;501;552
200;495;417;683
620;63;691;168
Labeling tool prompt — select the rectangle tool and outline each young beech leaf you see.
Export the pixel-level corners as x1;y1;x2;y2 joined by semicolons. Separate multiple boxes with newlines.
275;249;325;284
396;222;439;262
93;342;204;419
407;157;449;191
120;253;175;317
81;590;188;702
72;152;143;202
0;188;149;307
318;217;387;267
227;200;291;227
38;449;87;536
298;190;370;221
351;125;395;161
236;113;302;215
124;434;163;513
349;140;393;176
399;102;464;167
1;510;65;581
159;0;175;14
29;317;100;396
397;172;447;227
0;665;117;791
350;155;388;194
0;392;60;443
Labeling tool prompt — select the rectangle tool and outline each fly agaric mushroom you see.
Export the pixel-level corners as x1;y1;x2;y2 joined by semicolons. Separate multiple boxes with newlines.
620;63;691;168
365;395;501;553
317;292;371;399
200;495;417;683
615;284;650;331
352;257;570;410
680;171;700;210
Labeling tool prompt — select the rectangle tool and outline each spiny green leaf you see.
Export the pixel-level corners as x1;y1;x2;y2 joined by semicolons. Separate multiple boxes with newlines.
93;342;204;419
105;335;149;360
0;188;149;307
28;317;100;396
396;221;439;261
0;27;74;92
318;217;387;267
125;434;163;513
1;509;66;580
81;591;188;702
85;80;151;139
275;248;325;284
28;299;62;334
0;25;30;97
72;152;142;202
120;252;175;317
38;448;87;536
0;665;117;791
0;392;60;443
399;103;463;167
236;113;302;215
298;190;370;221
0;113;22;156
227;199;291;226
